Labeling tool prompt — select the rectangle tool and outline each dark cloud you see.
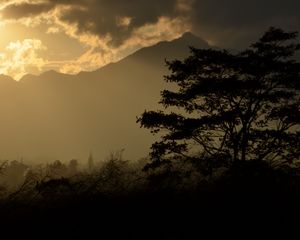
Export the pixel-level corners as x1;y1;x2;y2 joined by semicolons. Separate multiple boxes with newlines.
190;0;300;48
0;0;85;19
1;0;180;46
58;0;180;46
1;2;53;19
1;0;299;48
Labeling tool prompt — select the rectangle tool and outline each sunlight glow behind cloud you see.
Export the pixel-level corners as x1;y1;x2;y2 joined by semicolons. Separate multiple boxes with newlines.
0;38;47;79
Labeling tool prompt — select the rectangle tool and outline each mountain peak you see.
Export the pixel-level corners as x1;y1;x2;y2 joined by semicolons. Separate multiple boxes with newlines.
19;73;38;83
178;31;209;46
181;31;197;40
0;74;15;82
41;70;60;76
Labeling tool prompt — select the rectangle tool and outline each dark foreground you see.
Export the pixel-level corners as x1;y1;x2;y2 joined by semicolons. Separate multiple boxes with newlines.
1;160;300;238
1;187;300;239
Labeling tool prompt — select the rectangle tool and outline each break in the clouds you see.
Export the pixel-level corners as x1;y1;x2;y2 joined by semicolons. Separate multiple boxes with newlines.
0;0;299;79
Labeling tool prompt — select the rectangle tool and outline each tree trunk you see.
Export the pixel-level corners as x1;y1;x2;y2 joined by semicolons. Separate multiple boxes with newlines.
241;127;248;161
233;146;238;162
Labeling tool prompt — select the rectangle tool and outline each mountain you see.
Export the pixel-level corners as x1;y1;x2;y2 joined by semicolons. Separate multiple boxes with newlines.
0;32;211;162
0;74;16;86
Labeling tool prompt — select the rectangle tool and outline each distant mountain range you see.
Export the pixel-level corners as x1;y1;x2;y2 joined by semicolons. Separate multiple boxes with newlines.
0;32;210;163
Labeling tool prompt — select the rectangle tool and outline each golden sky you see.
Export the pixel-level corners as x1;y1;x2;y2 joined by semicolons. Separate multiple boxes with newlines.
0;0;298;80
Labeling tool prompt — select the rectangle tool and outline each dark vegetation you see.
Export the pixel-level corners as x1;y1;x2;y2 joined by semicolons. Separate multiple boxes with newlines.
0;27;299;238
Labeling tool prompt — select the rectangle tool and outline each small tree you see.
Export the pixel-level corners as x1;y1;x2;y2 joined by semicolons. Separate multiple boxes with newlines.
138;27;300;174
0;161;7;174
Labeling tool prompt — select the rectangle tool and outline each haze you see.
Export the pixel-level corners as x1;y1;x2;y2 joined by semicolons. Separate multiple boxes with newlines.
0;0;299;163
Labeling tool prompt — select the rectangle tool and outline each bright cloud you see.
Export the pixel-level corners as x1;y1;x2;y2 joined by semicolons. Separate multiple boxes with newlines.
0;38;47;79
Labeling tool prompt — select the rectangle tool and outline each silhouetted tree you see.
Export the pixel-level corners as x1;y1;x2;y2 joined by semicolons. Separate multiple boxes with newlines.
47;160;68;178
88;151;95;172
138;27;300;174
68;159;78;176
0;161;7;175
35;177;74;200
1;160;29;189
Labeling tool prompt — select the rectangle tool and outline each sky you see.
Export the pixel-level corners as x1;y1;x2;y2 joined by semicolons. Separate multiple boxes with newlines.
0;0;299;80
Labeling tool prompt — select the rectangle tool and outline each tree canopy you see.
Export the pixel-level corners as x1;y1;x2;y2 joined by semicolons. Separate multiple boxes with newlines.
138;27;300;174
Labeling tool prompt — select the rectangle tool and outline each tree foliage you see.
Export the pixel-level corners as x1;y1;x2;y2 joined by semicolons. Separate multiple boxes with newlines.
138;27;300;173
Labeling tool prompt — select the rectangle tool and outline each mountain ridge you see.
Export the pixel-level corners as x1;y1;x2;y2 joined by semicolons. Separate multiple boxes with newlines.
18;32;208;83
0;32;211;162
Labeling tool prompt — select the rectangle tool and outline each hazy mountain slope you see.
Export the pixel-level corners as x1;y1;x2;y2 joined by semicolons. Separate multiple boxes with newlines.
0;33;210;163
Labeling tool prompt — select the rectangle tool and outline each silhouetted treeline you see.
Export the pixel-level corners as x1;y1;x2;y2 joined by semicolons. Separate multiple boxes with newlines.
1;153;300;238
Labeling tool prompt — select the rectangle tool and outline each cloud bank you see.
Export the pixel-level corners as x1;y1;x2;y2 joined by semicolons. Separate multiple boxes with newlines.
1;0;299;47
1;0;187;46
0;0;299;77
